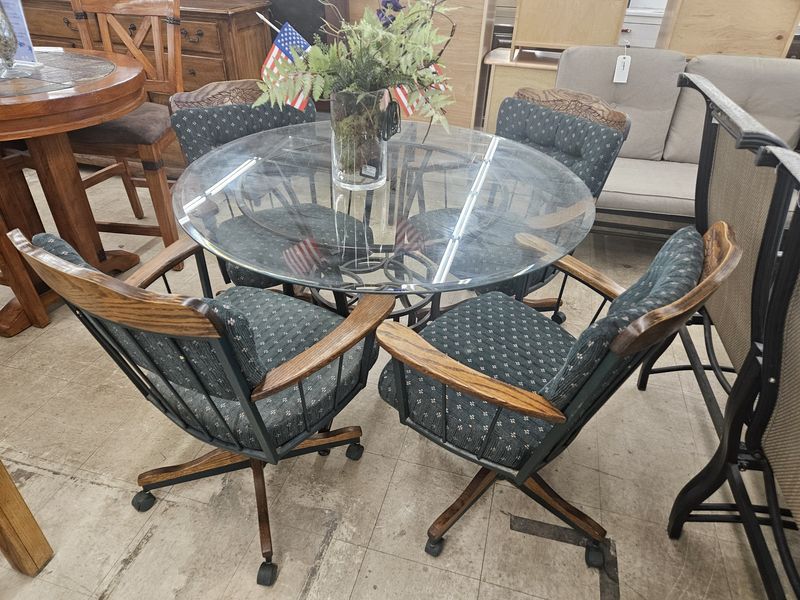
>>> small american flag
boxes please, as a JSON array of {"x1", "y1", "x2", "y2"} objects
[
  {"x1": 394, "y1": 219, "x2": 424, "y2": 253},
  {"x1": 262, "y1": 23, "x2": 311, "y2": 111},
  {"x1": 392, "y1": 64, "x2": 447, "y2": 117},
  {"x1": 283, "y1": 238, "x2": 323, "y2": 275}
]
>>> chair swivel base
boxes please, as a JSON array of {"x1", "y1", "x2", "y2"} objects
[
  {"x1": 421, "y1": 467, "x2": 608, "y2": 571},
  {"x1": 129, "y1": 426, "x2": 364, "y2": 587}
]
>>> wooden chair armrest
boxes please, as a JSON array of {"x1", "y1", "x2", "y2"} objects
[
  {"x1": 124, "y1": 238, "x2": 202, "y2": 289},
  {"x1": 515, "y1": 232, "x2": 626, "y2": 300},
  {"x1": 376, "y1": 321, "x2": 565, "y2": 423},
  {"x1": 251, "y1": 294, "x2": 395, "y2": 401}
]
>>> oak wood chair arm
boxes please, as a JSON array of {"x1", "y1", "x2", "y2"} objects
[
  {"x1": 251, "y1": 294, "x2": 396, "y2": 401},
  {"x1": 124, "y1": 238, "x2": 202, "y2": 289},
  {"x1": 376, "y1": 321, "x2": 566, "y2": 423},
  {"x1": 515, "y1": 232, "x2": 626, "y2": 300}
]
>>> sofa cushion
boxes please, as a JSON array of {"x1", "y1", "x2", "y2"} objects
[
  {"x1": 598, "y1": 157, "x2": 697, "y2": 218},
  {"x1": 555, "y1": 46, "x2": 687, "y2": 161},
  {"x1": 664, "y1": 55, "x2": 800, "y2": 164}
]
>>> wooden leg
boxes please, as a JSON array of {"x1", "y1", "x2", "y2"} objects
[
  {"x1": 0, "y1": 459, "x2": 53, "y2": 576},
  {"x1": 427, "y1": 467, "x2": 497, "y2": 546},
  {"x1": 137, "y1": 448, "x2": 249, "y2": 490},
  {"x1": 520, "y1": 474, "x2": 606, "y2": 542},
  {"x1": 26, "y1": 133, "x2": 138, "y2": 273},
  {"x1": 138, "y1": 142, "x2": 179, "y2": 250},
  {"x1": 0, "y1": 156, "x2": 51, "y2": 335},
  {"x1": 250, "y1": 459, "x2": 273, "y2": 562},
  {"x1": 117, "y1": 158, "x2": 144, "y2": 219}
]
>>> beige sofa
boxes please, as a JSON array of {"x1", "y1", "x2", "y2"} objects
[{"x1": 554, "y1": 47, "x2": 800, "y2": 228}]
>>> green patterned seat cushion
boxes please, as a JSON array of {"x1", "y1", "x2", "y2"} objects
[
  {"x1": 379, "y1": 226, "x2": 705, "y2": 470},
  {"x1": 31, "y1": 234, "x2": 372, "y2": 450},
  {"x1": 379, "y1": 292, "x2": 576, "y2": 467}
]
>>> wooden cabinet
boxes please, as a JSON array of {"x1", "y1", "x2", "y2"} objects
[{"x1": 23, "y1": 0, "x2": 271, "y2": 103}]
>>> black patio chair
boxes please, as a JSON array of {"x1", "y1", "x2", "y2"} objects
[
  {"x1": 376, "y1": 220, "x2": 740, "y2": 568},
  {"x1": 9, "y1": 230, "x2": 394, "y2": 587},
  {"x1": 636, "y1": 73, "x2": 791, "y2": 434},
  {"x1": 669, "y1": 145, "x2": 800, "y2": 599}
]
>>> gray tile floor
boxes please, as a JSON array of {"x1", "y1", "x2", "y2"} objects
[{"x1": 0, "y1": 171, "x2": 794, "y2": 599}]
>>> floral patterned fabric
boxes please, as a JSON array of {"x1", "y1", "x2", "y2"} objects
[
  {"x1": 496, "y1": 97, "x2": 624, "y2": 198},
  {"x1": 379, "y1": 226, "x2": 704, "y2": 470}
]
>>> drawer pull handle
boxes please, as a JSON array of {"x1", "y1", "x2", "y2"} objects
[
  {"x1": 62, "y1": 17, "x2": 79, "y2": 33},
  {"x1": 187, "y1": 68, "x2": 197, "y2": 76},
  {"x1": 181, "y1": 28, "x2": 204, "y2": 43},
  {"x1": 620, "y1": 28, "x2": 632, "y2": 33},
  {"x1": 128, "y1": 23, "x2": 137, "y2": 37}
]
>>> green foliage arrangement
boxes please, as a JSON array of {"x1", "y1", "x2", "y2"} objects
[{"x1": 256, "y1": 0, "x2": 454, "y2": 126}]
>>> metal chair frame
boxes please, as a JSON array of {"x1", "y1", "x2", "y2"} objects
[
  {"x1": 637, "y1": 73, "x2": 790, "y2": 434},
  {"x1": 669, "y1": 145, "x2": 800, "y2": 599}
]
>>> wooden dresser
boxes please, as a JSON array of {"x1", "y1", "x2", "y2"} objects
[{"x1": 23, "y1": 0, "x2": 270, "y2": 103}]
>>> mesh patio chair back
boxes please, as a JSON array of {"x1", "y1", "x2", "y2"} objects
[{"x1": 687, "y1": 73, "x2": 791, "y2": 371}]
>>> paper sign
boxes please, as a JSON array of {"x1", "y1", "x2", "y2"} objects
[{"x1": 0, "y1": 0, "x2": 36, "y2": 64}]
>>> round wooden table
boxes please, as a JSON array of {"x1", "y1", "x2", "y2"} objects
[{"x1": 0, "y1": 47, "x2": 146, "y2": 335}]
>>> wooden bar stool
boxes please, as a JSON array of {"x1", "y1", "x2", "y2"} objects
[{"x1": 68, "y1": 0, "x2": 183, "y2": 252}]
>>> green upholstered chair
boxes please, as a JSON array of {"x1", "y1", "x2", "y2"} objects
[
  {"x1": 407, "y1": 95, "x2": 626, "y2": 321},
  {"x1": 376, "y1": 222, "x2": 740, "y2": 569},
  {"x1": 170, "y1": 98, "x2": 374, "y2": 301},
  {"x1": 9, "y1": 231, "x2": 394, "y2": 588}
]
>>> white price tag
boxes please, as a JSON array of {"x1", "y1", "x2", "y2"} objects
[{"x1": 613, "y1": 55, "x2": 631, "y2": 84}]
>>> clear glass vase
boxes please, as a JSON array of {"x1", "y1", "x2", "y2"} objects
[
  {"x1": 330, "y1": 89, "x2": 389, "y2": 191},
  {"x1": 0, "y1": 4, "x2": 29, "y2": 79}
]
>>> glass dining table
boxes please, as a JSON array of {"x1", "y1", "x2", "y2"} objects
[{"x1": 172, "y1": 121, "x2": 595, "y2": 320}]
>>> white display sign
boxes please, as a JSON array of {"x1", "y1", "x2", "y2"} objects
[{"x1": 0, "y1": 0, "x2": 36, "y2": 64}]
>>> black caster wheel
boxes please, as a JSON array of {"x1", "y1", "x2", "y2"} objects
[
  {"x1": 585, "y1": 542, "x2": 605, "y2": 569},
  {"x1": 551, "y1": 311, "x2": 566, "y2": 324},
  {"x1": 318, "y1": 449, "x2": 331, "y2": 456},
  {"x1": 257, "y1": 561, "x2": 278, "y2": 586},
  {"x1": 425, "y1": 537, "x2": 444, "y2": 557},
  {"x1": 131, "y1": 490, "x2": 156, "y2": 513},
  {"x1": 346, "y1": 443, "x2": 364, "y2": 461}
]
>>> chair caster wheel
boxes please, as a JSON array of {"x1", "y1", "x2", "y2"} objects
[
  {"x1": 257, "y1": 561, "x2": 278, "y2": 586},
  {"x1": 551, "y1": 311, "x2": 566, "y2": 324},
  {"x1": 425, "y1": 537, "x2": 444, "y2": 557},
  {"x1": 131, "y1": 490, "x2": 156, "y2": 512},
  {"x1": 346, "y1": 443, "x2": 364, "y2": 461},
  {"x1": 585, "y1": 542, "x2": 605, "y2": 569},
  {"x1": 318, "y1": 449, "x2": 331, "y2": 456}
]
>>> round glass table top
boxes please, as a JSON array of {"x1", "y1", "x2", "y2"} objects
[{"x1": 173, "y1": 121, "x2": 595, "y2": 295}]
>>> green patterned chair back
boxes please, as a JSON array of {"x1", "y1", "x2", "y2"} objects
[
  {"x1": 171, "y1": 102, "x2": 316, "y2": 164},
  {"x1": 684, "y1": 73, "x2": 792, "y2": 372},
  {"x1": 496, "y1": 96, "x2": 625, "y2": 198}
]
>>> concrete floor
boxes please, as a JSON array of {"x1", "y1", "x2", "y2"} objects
[{"x1": 0, "y1": 169, "x2": 794, "y2": 599}]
